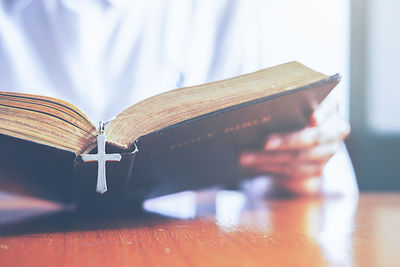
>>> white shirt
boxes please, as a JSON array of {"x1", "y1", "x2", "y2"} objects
[
  {"x1": 0, "y1": 0, "x2": 262, "y2": 123},
  {"x1": 0, "y1": 0, "x2": 357, "y2": 196}
]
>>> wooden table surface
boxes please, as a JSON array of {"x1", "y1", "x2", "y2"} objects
[{"x1": 0, "y1": 191, "x2": 399, "y2": 267}]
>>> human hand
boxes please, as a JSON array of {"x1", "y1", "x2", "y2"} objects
[{"x1": 239, "y1": 104, "x2": 350, "y2": 196}]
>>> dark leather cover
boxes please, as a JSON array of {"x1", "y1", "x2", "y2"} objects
[
  {"x1": 0, "y1": 75, "x2": 339, "y2": 207},
  {"x1": 0, "y1": 134, "x2": 76, "y2": 203}
]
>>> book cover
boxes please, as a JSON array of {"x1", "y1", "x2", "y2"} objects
[{"x1": 0, "y1": 63, "x2": 340, "y2": 209}]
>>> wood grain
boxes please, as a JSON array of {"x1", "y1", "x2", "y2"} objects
[{"x1": 0, "y1": 193, "x2": 399, "y2": 267}]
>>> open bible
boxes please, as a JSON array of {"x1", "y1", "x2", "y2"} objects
[{"x1": 0, "y1": 61, "x2": 340, "y2": 208}]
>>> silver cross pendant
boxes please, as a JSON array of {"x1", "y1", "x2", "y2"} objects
[{"x1": 81, "y1": 122, "x2": 122, "y2": 194}]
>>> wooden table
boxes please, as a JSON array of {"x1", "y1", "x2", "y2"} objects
[{"x1": 0, "y1": 192, "x2": 399, "y2": 267}]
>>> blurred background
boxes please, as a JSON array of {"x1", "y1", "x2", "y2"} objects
[
  {"x1": 241, "y1": 0, "x2": 400, "y2": 191},
  {"x1": 219, "y1": 0, "x2": 400, "y2": 191},
  {"x1": 348, "y1": 0, "x2": 400, "y2": 190}
]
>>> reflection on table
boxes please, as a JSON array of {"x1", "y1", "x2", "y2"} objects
[{"x1": 0, "y1": 186, "x2": 399, "y2": 266}]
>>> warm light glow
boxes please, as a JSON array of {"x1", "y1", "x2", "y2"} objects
[
  {"x1": 215, "y1": 190, "x2": 246, "y2": 229},
  {"x1": 143, "y1": 191, "x2": 197, "y2": 219},
  {"x1": 317, "y1": 196, "x2": 358, "y2": 265}
]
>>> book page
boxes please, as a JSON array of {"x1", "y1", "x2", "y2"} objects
[
  {"x1": 106, "y1": 61, "x2": 327, "y2": 150},
  {"x1": 0, "y1": 92, "x2": 97, "y2": 154}
]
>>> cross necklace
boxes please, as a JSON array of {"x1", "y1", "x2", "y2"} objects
[{"x1": 81, "y1": 121, "x2": 122, "y2": 194}]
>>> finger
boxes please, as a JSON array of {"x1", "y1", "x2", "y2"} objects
[
  {"x1": 308, "y1": 113, "x2": 318, "y2": 127},
  {"x1": 272, "y1": 176, "x2": 323, "y2": 196},
  {"x1": 264, "y1": 113, "x2": 350, "y2": 151},
  {"x1": 245, "y1": 162, "x2": 324, "y2": 179},
  {"x1": 240, "y1": 142, "x2": 340, "y2": 166}
]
